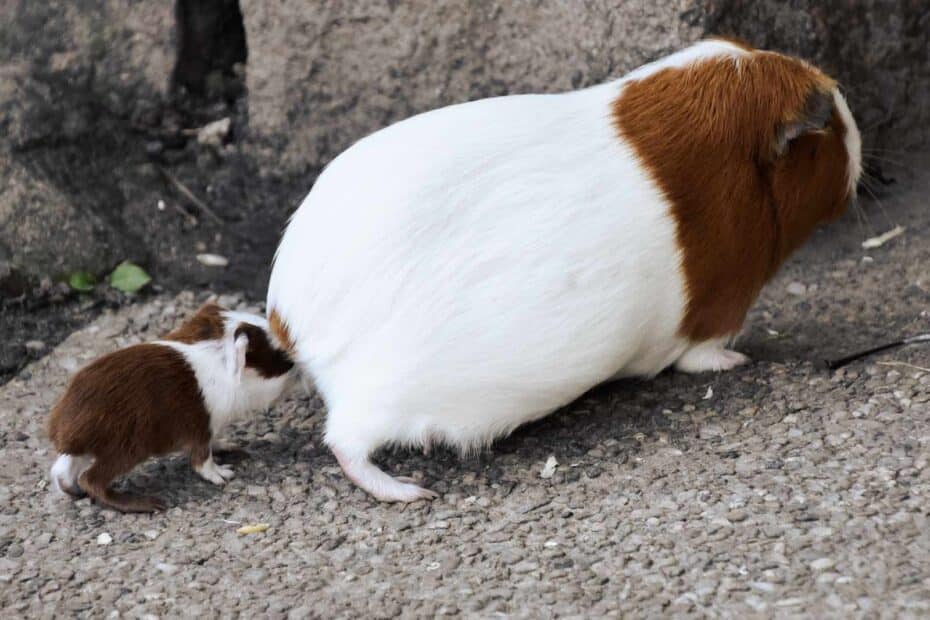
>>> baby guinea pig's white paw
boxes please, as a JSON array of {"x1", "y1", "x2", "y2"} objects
[{"x1": 196, "y1": 457, "x2": 235, "y2": 485}]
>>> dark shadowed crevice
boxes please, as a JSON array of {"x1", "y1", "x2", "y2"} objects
[{"x1": 172, "y1": 0, "x2": 248, "y2": 99}]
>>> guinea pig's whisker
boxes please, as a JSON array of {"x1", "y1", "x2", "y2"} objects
[
  {"x1": 863, "y1": 146, "x2": 929, "y2": 155},
  {"x1": 854, "y1": 201, "x2": 871, "y2": 236},
  {"x1": 859, "y1": 183, "x2": 896, "y2": 229},
  {"x1": 858, "y1": 171, "x2": 879, "y2": 194},
  {"x1": 859, "y1": 118, "x2": 886, "y2": 133},
  {"x1": 848, "y1": 189, "x2": 870, "y2": 237},
  {"x1": 863, "y1": 154, "x2": 913, "y2": 170},
  {"x1": 858, "y1": 172, "x2": 882, "y2": 191},
  {"x1": 854, "y1": 176, "x2": 883, "y2": 232}
]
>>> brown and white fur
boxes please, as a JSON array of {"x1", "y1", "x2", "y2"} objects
[
  {"x1": 266, "y1": 39, "x2": 862, "y2": 502},
  {"x1": 48, "y1": 303, "x2": 294, "y2": 512}
]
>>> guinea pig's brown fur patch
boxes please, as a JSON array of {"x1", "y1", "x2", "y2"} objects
[
  {"x1": 612, "y1": 48, "x2": 850, "y2": 341},
  {"x1": 164, "y1": 302, "x2": 226, "y2": 343},
  {"x1": 47, "y1": 343, "x2": 212, "y2": 512},
  {"x1": 234, "y1": 322, "x2": 294, "y2": 378},
  {"x1": 268, "y1": 309, "x2": 295, "y2": 357}
]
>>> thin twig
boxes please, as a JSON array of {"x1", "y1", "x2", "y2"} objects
[
  {"x1": 158, "y1": 166, "x2": 225, "y2": 225},
  {"x1": 825, "y1": 333, "x2": 930, "y2": 370},
  {"x1": 876, "y1": 361, "x2": 930, "y2": 373},
  {"x1": 861, "y1": 225, "x2": 905, "y2": 249}
]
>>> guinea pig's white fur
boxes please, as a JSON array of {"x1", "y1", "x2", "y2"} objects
[{"x1": 267, "y1": 40, "x2": 862, "y2": 501}]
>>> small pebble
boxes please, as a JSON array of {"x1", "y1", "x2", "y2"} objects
[
  {"x1": 810, "y1": 558, "x2": 835, "y2": 571},
  {"x1": 726, "y1": 510, "x2": 748, "y2": 522},
  {"x1": 540, "y1": 455, "x2": 558, "y2": 479},
  {"x1": 196, "y1": 253, "x2": 229, "y2": 268},
  {"x1": 155, "y1": 562, "x2": 178, "y2": 575}
]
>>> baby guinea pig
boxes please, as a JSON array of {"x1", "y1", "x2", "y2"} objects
[
  {"x1": 266, "y1": 39, "x2": 862, "y2": 502},
  {"x1": 48, "y1": 302, "x2": 294, "y2": 512}
]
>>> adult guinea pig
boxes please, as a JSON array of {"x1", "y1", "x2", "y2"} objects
[{"x1": 267, "y1": 39, "x2": 862, "y2": 502}]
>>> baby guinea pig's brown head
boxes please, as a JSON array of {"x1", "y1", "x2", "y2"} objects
[
  {"x1": 164, "y1": 302, "x2": 295, "y2": 381},
  {"x1": 232, "y1": 322, "x2": 295, "y2": 378}
]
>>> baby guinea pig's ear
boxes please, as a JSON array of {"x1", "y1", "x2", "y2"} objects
[
  {"x1": 225, "y1": 325, "x2": 250, "y2": 383},
  {"x1": 773, "y1": 88, "x2": 835, "y2": 158}
]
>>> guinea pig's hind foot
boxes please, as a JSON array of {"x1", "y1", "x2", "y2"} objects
[
  {"x1": 333, "y1": 449, "x2": 438, "y2": 503},
  {"x1": 84, "y1": 486, "x2": 166, "y2": 513},
  {"x1": 50, "y1": 454, "x2": 91, "y2": 498},
  {"x1": 79, "y1": 461, "x2": 167, "y2": 512},
  {"x1": 102, "y1": 492, "x2": 167, "y2": 513}
]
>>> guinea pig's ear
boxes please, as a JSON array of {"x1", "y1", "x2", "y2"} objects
[
  {"x1": 225, "y1": 327, "x2": 250, "y2": 383},
  {"x1": 773, "y1": 89, "x2": 834, "y2": 157}
]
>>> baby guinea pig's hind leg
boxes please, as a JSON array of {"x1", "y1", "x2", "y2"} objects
[
  {"x1": 78, "y1": 458, "x2": 166, "y2": 513},
  {"x1": 190, "y1": 441, "x2": 235, "y2": 485}
]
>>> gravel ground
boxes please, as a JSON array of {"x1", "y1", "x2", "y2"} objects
[{"x1": 1, "y1": 172, "x2": 928, "y2": 618}]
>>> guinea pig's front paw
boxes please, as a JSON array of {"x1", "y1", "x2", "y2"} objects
[
  {"x1": 675, "y1": 343, "x2": 750, "y2": 373},
  {"x1": 215, "y1": 463, "x2": 235, "y2": 481},
  {"x1": 195, "y1": 457, "x2": 235, "y2": 485}
]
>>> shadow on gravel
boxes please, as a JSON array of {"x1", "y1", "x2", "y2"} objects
[{"x1": 87, "y1": 368, "x2": 743, "y2": 510}]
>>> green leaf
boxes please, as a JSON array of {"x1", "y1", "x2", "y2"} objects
[
  {"x1": 108, "y1": 262, "x2": 151, "y2": 293},
  {"x1": 68, "y1": 270, "x2": 96, "y2": 292}
]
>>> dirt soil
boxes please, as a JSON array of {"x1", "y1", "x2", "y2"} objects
[
  {"x1": 0, "y1": 104, "x2": 309, "y2": 385},
  {"x1": 0, "y1": 166, "x2": 928, "y2": 616}
]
